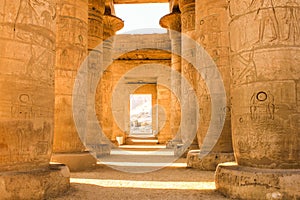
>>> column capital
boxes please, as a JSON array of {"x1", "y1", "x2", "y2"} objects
[
  {"x1": 103, "y1": 14, "x2": 124, "y2": 40},
  {"x1": 160, "y1": 12, "x2": 181, "y2": 33}
]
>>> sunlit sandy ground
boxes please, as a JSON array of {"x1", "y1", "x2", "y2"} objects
[{"x1": 50, "y1": 159, "x2": 229, "y2": 200}]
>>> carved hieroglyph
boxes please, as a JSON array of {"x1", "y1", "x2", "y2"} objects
[
  {"x1": 0, "y1": 0, "x2": 56, "y2": 171},
  {"x1": 53, "y1": 0, "x2": 88, "y2": 153},
  {"x1": 196, "y1": 0, "x2": 233, "y2": 154},
  {"x1": 230, "y1": 0, "x2": 300, "y2": 168}
]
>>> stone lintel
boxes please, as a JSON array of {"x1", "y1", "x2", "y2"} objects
[
  {"x1": 0, "y1": 164, "x2": 70, "y2": 200},
  {"x1": 187, "y1": 150, "x2": 235, "y2": 171},
  {"x1": 216, "y1": 162, "x2": 300, "y2": 200},
  {"x1": 51, "y1": 152, "x2": 97, "y2": 172}
]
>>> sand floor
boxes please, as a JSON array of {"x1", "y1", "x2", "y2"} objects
[{"x1": 50, "y1": 160, "x2": 230, "y2": 200}]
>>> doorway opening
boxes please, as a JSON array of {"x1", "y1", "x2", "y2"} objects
[{"x1": 130, "y1": 94, "x2": 152, "y2": 135}]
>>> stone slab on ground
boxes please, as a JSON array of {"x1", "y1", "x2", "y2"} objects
[{"x1": 215, "y1": 162, "x2": 300, "y2": 200}]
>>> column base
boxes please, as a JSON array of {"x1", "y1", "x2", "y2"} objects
[
  {"x1": 187, "y1": 150, "x2": 235, "y2": 171},
  {"x1": 166, "y1": 139, "x2": 182, "y2": 149},
  {"x1": 0, "y1": 163, "x2": 70, "y2": 200},
  {"x1": 215, "y1": 162, "x2": 300, "y2": 200},
  {"x1": 51, "y1": 151, "x2": 97, "y2": 172},
  {"x1": 174, "y1": 143, "x2": 199, "y2": 158}
]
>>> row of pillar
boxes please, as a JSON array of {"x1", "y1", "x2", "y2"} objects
[
  {"x1": 52, "y1": 0, "x2": 123, "y2": 171},
  {"x1": 161, "y1": 0, "x2": 300, "y2": 199},
  {"x1": 160, "y1": 0, "x2": 234, "y2": 169}
]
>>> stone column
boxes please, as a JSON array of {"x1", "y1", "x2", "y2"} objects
[
  {"x1": 85, "y1": 0, "x2": 106, "y2": 156},
  {"x1": 100, "y1": 13, "x2": 123, "y2": 145},
  {"x1": 186, "y1": 0, "x2": 235, "y2": 170},
  {"x1": 216, "y1": 1, "x2": 300, "y2": 199},
  {"x1": 51, "y1": 0, "x2": 96, "y2": 172},
  {"x1": 178, "y1": 0, "x2": 199, "y2": 157},
  {"x1": 0, "y1": 0, "x2": 69, "y2": 198},
  {"x1": 160, "y1": 8, "x2": 182, "y2": 149}
]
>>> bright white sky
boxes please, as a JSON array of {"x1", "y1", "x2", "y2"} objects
[{"x1": 114, "y1": 3, "x2": 170, "y2": 34}]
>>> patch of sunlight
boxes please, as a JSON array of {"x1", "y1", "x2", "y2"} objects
[
  {"x1": 71, "y1": 178, "x2": 216, "y2": 190},
  {"x1": 110, "y1": 149, "x2": 174, "y2": 156},
  {"x1": 97, "y1": 161, "x2": 187, "y2": 168},
  {"x1": 119, "y1": 145, "x2": 166, "y2": 149}
]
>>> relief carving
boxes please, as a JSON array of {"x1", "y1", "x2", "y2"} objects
[
  {"x1": 249, "y1": 0, "x2": 280, "y2": 43},
  {"x1": 282, "y1": 0, "x2": 299, "y2": 43},
  {"x1": 11, "y1": 94, "x2": 34, "y2": 119},
  {"x1": 232, "y1": 50, "x2": 257, "y2": 85},
  {"x1": 182, "y1": 12, "x2": 195, "y2": 31},
  {"x1": 250, "y1": 91, "x2": 275, "y2": 121},
  {"x1": 15, "y1": 0, "x2": 56, "y2": 28},
  {"x1": 25, "y1": 45, "x2": 54, "y2": 83}
]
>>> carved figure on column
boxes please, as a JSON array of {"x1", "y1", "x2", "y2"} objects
[
  {"x1": 283, "y1": 0, "x2": 299, "y2": 43},
  {"x1": 249, "y1": 0, "x2": 280, "y2": 43}
]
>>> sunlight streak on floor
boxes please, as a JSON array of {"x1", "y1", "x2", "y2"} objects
[
  {"x1": 110, "y1": 149, "x2": 174, "y2": 156},
  {"x1": 70, "y1": 178, "x2": 216, "y2": 190},
  {"x1": 97, "y1": 161, "x2": 187, "y2": 168}
]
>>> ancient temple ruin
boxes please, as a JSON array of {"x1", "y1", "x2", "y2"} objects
[{"x1": 0, "y1": 0, "x2": 299, "y2": 199}]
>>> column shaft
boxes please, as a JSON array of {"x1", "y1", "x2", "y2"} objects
[
  {"x1": 0, "y1": 0, "x2": 69, "y2": 198},
  {"x1": 216, "y1": 1, "x2": 300, "y2": 199}
]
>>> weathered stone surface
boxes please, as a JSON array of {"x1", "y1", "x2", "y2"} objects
[
  {"x1": 51, "y1": 152, "x2": 97, "y2": 172},
  {"x1": 216, "y1": 0, "x2": 300, "y2": 198},
  {"x1": 53, "y1": 0, "x2": 88, "y2": 154},
  {"x1": 187, "y1": 150, "x2": 234, "y2": 171},
  {"x1": 0, "y1": 164, "x2": 70, "y2": 200},
  {"x1": 230, "y1": 0, "x2": 300, "y2": 169},
  {"x1": 0, "y1": 0, "x2": 56, "y2": 172},
  {"x1": 191, "y1": 0, "x2": 234, "y2": 170},
  {"x1": 216, "y1": 163, "x2": 300, "y2": 200},
  {"x1": 179, "y1": 0, "x2": 198, "y2": 150}
]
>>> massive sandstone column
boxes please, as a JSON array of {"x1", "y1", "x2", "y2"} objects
[
  {"x1": 85, "y1": 0, "x2": 106, "y2": 155},
  {"x1": 0, "y1": 0, "x2": 69, "y2": 198},
  {"x1": 160, "y1": 4, "x2": 182, "y2": 149},
  {"x1": 178, "y1": 0, "x2": 199, "y2": 156},
  {"x1": 51, "y1": 0, "x2": 96, "y2": 172},
  {"x1": 187, "y1": 0, "x2": 235, "y2": 170},
  {"x1": 216, "y1": 0, "x2": 300, "y2": 199}
]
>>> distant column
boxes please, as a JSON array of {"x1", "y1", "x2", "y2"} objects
[
  {"x1": 186, "y1": 0, "x2": 235, "y2": 170},
  {"x1": 0, "y1": 0, "x2": 69, "y2": 198},
  {"x1": 160, "y1": 8, "x2": 182, "y2": 148},
  {"x1": 216, "y1": 1, "x2": 300, "y2": 199},
  {"x1": 98, "y1": 13, "x2": 124, "y2": 145}
]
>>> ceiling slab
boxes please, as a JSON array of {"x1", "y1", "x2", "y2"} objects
[{"x1": 114, "y1": 0, "x2": 169, "y2": 4}]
